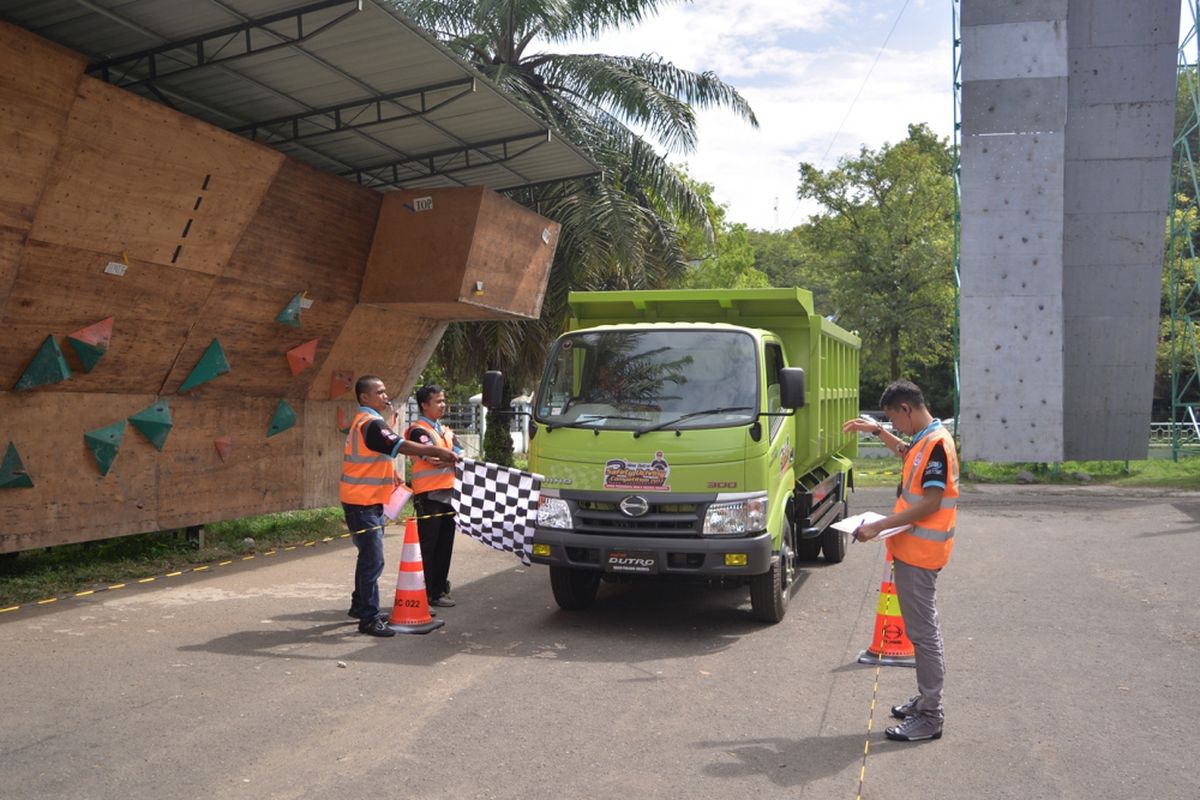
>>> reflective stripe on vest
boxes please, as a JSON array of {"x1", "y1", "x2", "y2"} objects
[
  {"x1": 888, "y1": 426, "x2": 959, "y2": 570},
  {"x1": 407, "y1": 419, "x2": 455, "y2": 494},
  {"x1": 339, "y1": 412, "x2": 395, "y2": 505}
]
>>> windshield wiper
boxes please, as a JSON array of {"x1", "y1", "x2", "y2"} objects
[
  {"x1": 547, "y1": 415, "x2": 650, "y2": 432},
  {"x1": 634, "y1": 407, "x2": 753, "y2": 437}
]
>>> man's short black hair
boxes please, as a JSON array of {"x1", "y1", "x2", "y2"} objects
[
  {"x1": 880, "y1": 380, "x2": 926, "y2": 410},
  {"x1": 415, "y1": 384, "x2": 444, "y2": 408},
  {"x1": 355, "y1": 375, "x2": 383, "y2": 404}
]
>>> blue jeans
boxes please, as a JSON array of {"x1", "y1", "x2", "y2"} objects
[{"x1": 343, "y1": 503, "x2": 386, "y2": 621}]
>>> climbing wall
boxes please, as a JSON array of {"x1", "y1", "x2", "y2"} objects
[
  {"x1": 0, "y1": 23, "x2": 560, "y2": 554},
  {"x1": 959, "y1": 1, "x2": 1179, "y2": 461}
]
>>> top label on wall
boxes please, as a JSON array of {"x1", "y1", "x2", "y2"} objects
[{"x1": 413, "y1": 196, "x2": 433, "y2": 212}]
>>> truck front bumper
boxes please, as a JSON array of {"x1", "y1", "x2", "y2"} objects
[{"x1": 530, "y1": 528, "x2": 774, "y2": 576}]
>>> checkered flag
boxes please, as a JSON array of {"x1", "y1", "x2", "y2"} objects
[{"x1": 452, "y1": 458, "x2": 543, "y2": 565}]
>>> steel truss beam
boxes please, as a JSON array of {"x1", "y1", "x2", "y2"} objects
[
  {"x1": 344, "y1": 131, "x2": 554, "y2": 188},
  {"x1": 232, "y1": 77, "x2": 477, "y2": 145},
  {"x1": 86, "y1": 0, "x2": 362, "y2": 90},
  {"x1": 1168, "y1": 0, "x2": 1200, "y2": 460}
]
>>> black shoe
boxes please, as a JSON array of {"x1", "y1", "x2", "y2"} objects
[
  {"x1": 358, "y1": 617, "x2": 396, "y2": 637},
  {"x1": 430, "y1": 595, "x2": 456, "y2": 608}
]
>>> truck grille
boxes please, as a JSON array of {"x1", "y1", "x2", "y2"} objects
[{"x1": 573, "y1": 499, "x2": 703, "y2": 536}]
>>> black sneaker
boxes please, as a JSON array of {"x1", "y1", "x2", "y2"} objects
[
  {"x1": 891, "y1": 695, "x2": 920, "y2": 720},
  {"x1": 358, "y1": 617, "x2": 396, "y2": 637},
  {"x1": 885, "y1": 714, "x2": 943, "y2": 741},
  {"x1": 430, "y1": 595, "x2": 456, "y2": 608}
]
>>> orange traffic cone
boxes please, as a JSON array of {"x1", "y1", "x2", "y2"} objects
[
  {"x1": 857, "y1": 551, "x2": 916, "y2": 667},
  {"x1": 387, "y1": 518, "x2": 445, "y2": 634}
]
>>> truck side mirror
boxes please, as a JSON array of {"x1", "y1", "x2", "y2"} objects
[
  {"x1": 780, "y1": 367, "x2": 806, "y2": 409},
  {"x1": 482, "y1": 370, "x2": 504, "y2": 409}
]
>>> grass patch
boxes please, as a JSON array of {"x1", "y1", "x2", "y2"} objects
[
  {"x1": 964, "y1": 455, "x2": 1200, "y2": 488},
  {"x1": 854, "y1": 452, "x2": 1200, "y2": 489},
  {"x1": 0, "y1": 507, "x2": 346, "y2": 608}
]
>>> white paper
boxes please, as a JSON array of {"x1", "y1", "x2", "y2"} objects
[{"x1": 831, "y1": 511, "x2": 911, "y2": 540}]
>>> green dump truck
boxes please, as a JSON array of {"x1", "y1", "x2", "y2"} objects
[{"x1": 485, "y1": 288, "x2": 861, "y2": 622}]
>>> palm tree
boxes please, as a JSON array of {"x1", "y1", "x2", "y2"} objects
[{"x1": 397, "y1": 0, "x2": 758, "y2": 386}]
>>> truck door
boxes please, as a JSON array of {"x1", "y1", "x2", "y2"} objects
[{"x1": 764, "y1": 341, "x2": 793, "y2": 541}]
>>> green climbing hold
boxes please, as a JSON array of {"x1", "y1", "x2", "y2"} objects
[
  {"x1": 68, "y1": 338, "x2": 107, "y2": 372},
  {"x1": 1, "y1": 442, "x2": 34, "y2": 489},
  {"x1": 14, "y1": 335, "x2": 72, "y2": 391},
  {"x1": 84, "y1": 420, "x2": 126, "y2": 477},
  {"x1": 128, "y1": 399, "x2": 173, "y2": 451},
  {"x1": 267, "y1": 399, "x2": 297, "y2": 437},
  {"x1": 178, "y1": 338, "x2": 230, "y2": 393},
  {"x1": 276, "y1": 292, "x2": 303, "y2": 328}
]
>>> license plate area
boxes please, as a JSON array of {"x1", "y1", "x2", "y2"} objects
[{"x1": 604, "y1": 548, "x2": 658, "y2": 574}]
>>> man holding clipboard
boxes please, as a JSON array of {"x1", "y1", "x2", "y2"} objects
[{"x1": 842, "y1": 380, "x2": 960, "y2": 742}]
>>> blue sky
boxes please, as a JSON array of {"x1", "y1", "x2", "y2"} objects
[{"x1": 553, "y1": 0, "x2": 955, "y2": 230}]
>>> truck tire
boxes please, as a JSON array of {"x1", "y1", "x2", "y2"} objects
[
  {"x1": 821, "y1": 501, "x2": 850, "y2": 563},
  {"x1": 795, "y1": 535, "x2": 822, "y2": 561},
  {"x1": 550, "y1": 566, "x2": 601, "y2": 610},
  {"x1": 750, "y1": 518, "x2": 794, "y2": 623}
]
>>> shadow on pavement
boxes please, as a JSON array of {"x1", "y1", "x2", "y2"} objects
[
  {"x1": 696, "y1": 733, "x2": 866, "y2": 788},
  {"x1": 176, "y1": 564, "x2": 828, "y2": 668}
]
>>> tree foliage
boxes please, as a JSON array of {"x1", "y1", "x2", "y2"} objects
[
  {"x1": 396, "y1": 0, "x2": 756, "y2": 389},
  {"x1": 795, "y1": 123, "x2": 956, "y2": 414}
]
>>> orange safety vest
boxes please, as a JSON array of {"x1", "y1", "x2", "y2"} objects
[
  {"x1": 406, "y1": 418, "x2": 455, "y2": 495},
  {"x1": 339, "y1": 410, "x2": 396, "y2": 505},
  {"x1": 888, "y1": 424, "x2": 959, "y2": 571}
]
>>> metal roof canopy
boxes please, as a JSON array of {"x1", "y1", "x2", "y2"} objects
[{"x1": 1, "y1": 0, "x2": 598, "y2": 192}]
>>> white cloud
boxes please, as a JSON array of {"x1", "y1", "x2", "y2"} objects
[{"x1": 536, "y1": 0, "x2": 954, "y2": 229}]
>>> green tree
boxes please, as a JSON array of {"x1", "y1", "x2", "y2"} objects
[
  {"x1": 685, "y1": 224, "x2": 769, "y2": 289},
  {"x1": 1161, "y1": 198, "x2": 1200, "y2": 416},
  {"x1": 397, "y1": 0, "x2": 757, "y2": 387},
  {"x1": 483, "y1": 409, "x2": 516, "y2": 466},
  {"x1": 796, "y1": 123, "x2": 955, "y2": 413}
]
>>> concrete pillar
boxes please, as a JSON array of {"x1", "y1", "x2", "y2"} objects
[{"x1": 959, "y1": 0, "x2": 1179, "y2": 461}]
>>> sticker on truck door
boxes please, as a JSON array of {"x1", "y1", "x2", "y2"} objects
[{"x1": 604, "y1": 451, "x2": 670, "y2": 491}]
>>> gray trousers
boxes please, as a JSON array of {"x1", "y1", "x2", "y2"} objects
[{"x1": 892, "y1": 556, "x2": 946, "y2": 719}]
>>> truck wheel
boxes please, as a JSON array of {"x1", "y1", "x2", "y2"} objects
[
  {"x1": 750, "y1": 518, "x2": 793, "y2": 623},
  {"x1": 795, "y1": 535, "x2": 822, "y2": 561},
  {"x1": 821, "y1": 501, "x2": 849, "y2": 563},
  {"x1": 549, "y1": 566, "x2": 600, "y2": 610}
]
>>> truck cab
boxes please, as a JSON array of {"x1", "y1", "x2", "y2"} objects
[{"x1": 492, "y1": 289, "x2": 860, "y2": 622}]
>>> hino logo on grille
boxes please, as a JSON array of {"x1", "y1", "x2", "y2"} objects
[{"x1": 619, "y1": 495, "x2": 650, "y2": 517}]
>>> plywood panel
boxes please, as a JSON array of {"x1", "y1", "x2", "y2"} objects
[
  {"x1": 362, "y1": 188, "x2": 479, "y2": 303},
  {"x1": 463, "y1": 188, "x2": 559, "y2": 319},
  {"x1": 30, "y1": 77, "x2": 283, "y2": 276},
  {"x1": 0, "y1": 23, "x2": 85, "y2": 230},
  {"x1": 309, "y1": 305, "x2": 446, "y2": 403},
  {"x1": 223, "y1": 159, "x2": 381, "y2": 301},
  {"x1": 0, "y1": 240, "x2": 217, "y2": 393},
  {"x1": 154, "y1": 395, "x2": 305, "y2": 531},
  {"x1": 0, "y1": 391, "x2": 160, "y2": 553},
  {"x1": 302, "y1": 399, "x2": 348, "y2": 508},
  {"x1": 160, "y1": 277, "x2": 355, "y2": 398},
  {"x1": 0, "y1": 225, "x2": 27, "y2": 315},
  {"x1": 362, "y1": 188, "x2": 559, "y2": 320}
]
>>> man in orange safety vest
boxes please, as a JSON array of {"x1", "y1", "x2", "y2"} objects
[
  {"x1": 341, "y1": 375, "x2": 457, "y2": 637},
  {"x1": 842, "y1": 379, "x2": 959, "y2": 742}
]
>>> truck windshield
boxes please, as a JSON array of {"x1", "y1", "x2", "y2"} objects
[{"x1": 535, "y1": 329, "x2": 759, "y2": 431}]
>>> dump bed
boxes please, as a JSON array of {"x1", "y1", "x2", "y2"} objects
[{"x1": 567, "y1": 288, "x2": 862, "y2": 474}]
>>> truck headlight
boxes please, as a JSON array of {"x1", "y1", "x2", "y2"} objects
[
  {"x1": 537, "y1": 496, "x2": 574, "y2": 529},
  {"x1": 703, "y1": 494, "x2": 767, "y2": 535}
]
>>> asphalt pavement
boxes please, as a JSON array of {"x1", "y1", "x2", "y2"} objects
[{"x1": 1, "y1": 485, "x2": 1196, "y2": 800}]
